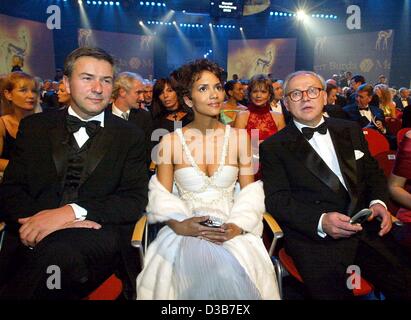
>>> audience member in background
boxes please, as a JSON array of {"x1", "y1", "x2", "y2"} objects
[
  {"x1": 323, "y1": 83, "x2": 348, "y2": 120},
  {"x1": 238, "y1": 79, "x2": 249, "y2": 106},
  {"x1": 347, "y1": 74, "x2": 366, "y2": 105},
  {"x1": 389, "y1": 130, "x2": 411, "y2": 223},
  {"x1": 151, "y1": 77, "x2": 192, "y2": 142},
  {"x1": 270, "y1": 79, "x2": 291, "y2": 124},
  {"x1": 219, "y1": 80, "x2": 247, "y2": 126},
  {"x1": 11, "y1": 55, "x2": 24, "y2": 72},
  {"x1": 344, "y1": 84, "x2": 384, "y2": 129},
  {"x1": 376, "y1": 74, "x2": 388, "y2": 86},
  {"x1": 374, "y1": 84, "x2": 396, "y2": 118},
  {"x1": 142, "y1": 79, "x2": 153, "y2": 112},
  {"x1": 234, "y1": 74, "x2": 285, "y2": 179},
  {"x1": 394, "y1": 88, "x2": 411, "y2": 112},
  {"x1": 54, "y1": 68, "x2": 64, "y2": 82},
  {"x1": 109, "y1": 71, "x2": 152, "y2": 169},
  {"x1": 57, "y1": 80, "x2": 70, "y2": 109},
  {"x1": 40, "y1": 79, "x2": 59, "y2": 112},
  {"x1": 0, "y1": 72, "x2": 37, "y2": 175},
  {"x1": 344, "y1": 84, "x2": 396, "y2": 149}
]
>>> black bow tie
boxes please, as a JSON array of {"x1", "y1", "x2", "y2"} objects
[
  {"x1": 66, "y1": 115, "x2": 101, "y2": 137},
  {"x1": 301, "y1": 122, "x2": 328, "y2": 140},
  {"x1": 359, "y1": 107, "x2": 369, "y2": 111}
]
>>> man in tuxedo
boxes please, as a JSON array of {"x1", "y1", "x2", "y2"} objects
[
  {"x1": 343, "y1": 84, "x2": 384, "y2": 128},
  {"x1": 261, "y1": 71, "x2": 411, "y2": 299},
  {"x1": 270, "y1": 79, "x2": 291, "y2": 124},
  {"x1": 109, "y1": 71, "x2": 153, "y2": 168},
  {"x1": 394, "y1": 87, "x2": 411, "y2": 112},
  {"x1": 0, "y1": 47, "x2": 148, "y2": 299}
]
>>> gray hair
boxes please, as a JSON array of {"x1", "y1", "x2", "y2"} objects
[
  {"x1": 112, "y1": 71, "x2": 144, "y2": 99},
  {"x1": 284, "y1": 71, "x2": 326, "y2": 95}
]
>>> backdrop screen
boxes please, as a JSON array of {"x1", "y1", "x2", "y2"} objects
[
  {"x1": 313, "y1": 30, "x2": 394, "y2": 84},
  {"x1": 0, "y1": 13, "x2": 55, "y2": 79},
  {"x1": 227, "y1": 38, "x2": 296, "y2": 80},
  {"x1": 78, "y1": 28, "x2": 154, "y2": 78}
]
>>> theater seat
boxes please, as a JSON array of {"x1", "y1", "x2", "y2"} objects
[
  {"x1": 362, "y1": 128, "x2": 390, "y2": 156},
  {"x1": 84, "y1": 274, "x2": 123, "y2": 300}
]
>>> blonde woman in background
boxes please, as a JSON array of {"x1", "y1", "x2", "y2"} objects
[
  {"x1": 374, "y1": 84, "x2": 396, "y2": 118},
  {"x1": 0, "y1": 72, "x2": 38, "y2": 174}
]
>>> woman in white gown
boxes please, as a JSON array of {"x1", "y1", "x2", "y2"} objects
[{"x1": 136, "y1": 59, "x2": 280, "y2": 300}]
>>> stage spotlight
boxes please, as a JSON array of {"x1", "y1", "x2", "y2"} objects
[
  {"x1": 139, "y1": 20, "x2": 143, "y2": 25},
  {"x1": 239, "y1": 27, "x2": 243, "y2": 31},
  {"x1": 173, "y1": 21, "x2": 176, "y2": 25},
  {"x1": 296, "y1": 10, "x2": 307, "y2": 21}
]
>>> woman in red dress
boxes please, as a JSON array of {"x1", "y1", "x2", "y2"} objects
[{"x1": 234, "y1": 74, "x2": 285, "y2": 179}]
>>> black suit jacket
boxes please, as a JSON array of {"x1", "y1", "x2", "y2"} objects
[
  {"x1": 260, "y1": 118, "x2": 388, "y2": 284},
  {"x1": 0, "y1": 109, "x2": 148, "y2": 294},
  {"x1": 343, "y1": 103, "x2": 385, "y2": 128},
  {"x1": 107, "y1": 104, "x2": 153, "y2": 167},
  {"x1": 394, "y1": 96, "x2": 411, "y2": 112},
  {"x1": 324, "y1": 104, "x2": 349, "y2": 120}
]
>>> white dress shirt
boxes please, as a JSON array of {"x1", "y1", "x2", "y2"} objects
[
  {"x1": 294, "y1": 118, "x2": 386, "y2": 237},
  {"x1": 112, "y1": 103, "x2": 130, "y2": 120},
  {"x1": 359, "y1": 105, "x2": 372, "y2": 122},
  {"x1": 66, "y1": 106, "x2": 105, "y2": 220}
]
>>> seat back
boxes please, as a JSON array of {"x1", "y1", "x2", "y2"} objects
[
  {"x1": 385, "y1": 117, "x2": 402, "y2": 136},
  {"x1": 362, "y1": 128, "x2": 390, "y2": 156},
  {"x1": 397, "y1": 128, "x2": 411, "y2": 144},
  {"x1": 374, "y1": 151, "x2": 396, "y2": 177},
  {"x1": 84, "y1": 274, "x2": 123, "y2": 300}
]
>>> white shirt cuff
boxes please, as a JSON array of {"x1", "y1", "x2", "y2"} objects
[
  {"x1": 369, "y1": 200, "x2": 387, "y2": 210},
  {"x1": 317, "y1": 213, "x2": 327, "y2": 238},
  {"x1": 68, "y1": 203, "x2": 87, "y2": 221}
]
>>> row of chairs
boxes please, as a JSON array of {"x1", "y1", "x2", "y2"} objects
[{"x1": 362, "y1": 127, "x2": 410, "y2": 156}]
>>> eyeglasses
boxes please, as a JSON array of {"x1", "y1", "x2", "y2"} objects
[{"x1": 286, "y1": 87, "x2": 323, "y2": 102}]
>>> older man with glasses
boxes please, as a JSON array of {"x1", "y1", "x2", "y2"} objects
[{"x1": 260, "y1": 70, "x2": 411, "y2": 300}]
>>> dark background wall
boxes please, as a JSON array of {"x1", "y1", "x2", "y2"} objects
[{"x1": 0, "y1": 0, "x2": 409, "y2": 86}]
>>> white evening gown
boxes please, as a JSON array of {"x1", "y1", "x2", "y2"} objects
[{"x1": 136, "y1": 126, "x2": 280, "y2": 300}]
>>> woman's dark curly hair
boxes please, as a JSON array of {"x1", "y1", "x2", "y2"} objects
[
  {"x1": 151, "y1": 77, "x2": 194, "y2": 122},
  {"x1": 173, "y1": 59, "x2": 224, "y2": 100}
]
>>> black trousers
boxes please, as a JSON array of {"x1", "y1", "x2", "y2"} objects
[
  {"x1": 298, "y1": 221, "x2": 411, "y2": 300},
  {"x1": 0, "y1": 226, "x2": 121, "y2": 300}
]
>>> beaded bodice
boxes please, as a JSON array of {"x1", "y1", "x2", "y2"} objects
[{"x1": 174, "y1": 125, "x2": 239, "y2": 219}]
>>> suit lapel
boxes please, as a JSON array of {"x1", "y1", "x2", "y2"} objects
[
  {"x1": 283, "y1": 122, "x2": 343, "y2": 194},
  {"x1": 327, "y1": 119, "x2": 359, "y2": 214},
  {"x1": 50, "y1": 110, "x2": 70, "y2": 180},
  {"x1": 79, "y1": 111, "x2": 116, "y2": 187}
]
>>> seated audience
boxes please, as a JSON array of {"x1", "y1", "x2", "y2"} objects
[{"x1": 220, "y1": 80, "x2": 247, "y2": 126}]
